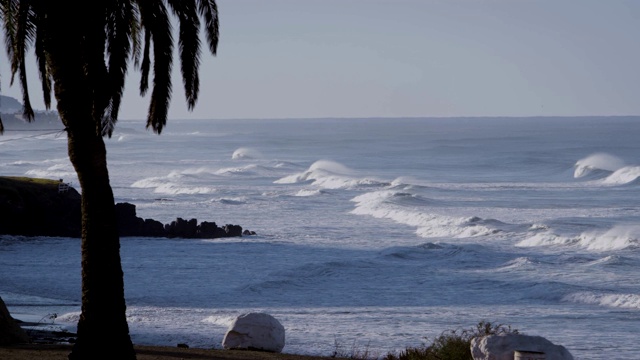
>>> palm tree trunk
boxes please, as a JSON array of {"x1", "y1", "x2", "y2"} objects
[{"x1": 42, "y1": 4, "x2": 136, "y2": 360}]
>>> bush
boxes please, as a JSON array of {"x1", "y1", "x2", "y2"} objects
[{"x1": 383, "y1": 321, "x2": 519, "y2": 360}]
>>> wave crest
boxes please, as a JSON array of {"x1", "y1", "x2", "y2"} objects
[
  {"x1": 231, "y1": 147, "x2": 262, "y2": 160},
  {"x1": 574, "y1": 153, "x2": 625, "y2": 178},
  {"x1": 517, "y1": 225, "x2": 640, "y2": 251},
  {"x1": 602, "y1": 166, "x2": 640, "y2": 185},
  {"x1": 275, "y1": 160, "x2": 386, "y2": 189},
  {"x1": 563, "y1": 292, "x2": 640, "y2": 309},
  {"x1": 351, "y1": 190, "x2": 497, "y2": 238}
]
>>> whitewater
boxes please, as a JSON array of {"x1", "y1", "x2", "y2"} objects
[{"x1": 1, "y1": 117, "x2": 639, "y2": 359}]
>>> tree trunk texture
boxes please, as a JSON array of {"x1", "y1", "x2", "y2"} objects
[{"x1": 42, "y1": 4, "x2": 136, "y2": 360}]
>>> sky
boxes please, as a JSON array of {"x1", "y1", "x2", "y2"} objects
[{"x1": 1, "y1": 0, "x2": 640, "y2": 120}]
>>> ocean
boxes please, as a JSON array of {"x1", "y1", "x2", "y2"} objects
[{"x1": 1, "y1": 117, "x2": 639, "y2": 359}]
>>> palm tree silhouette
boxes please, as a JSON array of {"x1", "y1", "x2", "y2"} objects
[{"x1": 0, "y1": 1, "x2": 219, "y2": 358}]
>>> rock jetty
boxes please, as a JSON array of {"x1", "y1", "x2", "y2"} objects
[{"x1": 0, "y1": 176, "x2": 250, "y2": 239}]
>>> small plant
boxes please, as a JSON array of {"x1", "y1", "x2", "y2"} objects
[
  {"x1": 383, "y1": 321, "x2": 519, "y2": 360},
  {"x1": 25, "y1": 313, "x2": 59, "y2": 338},
  {"x1": 331, "y1": 337, "x2": 378, "y2": 360}
]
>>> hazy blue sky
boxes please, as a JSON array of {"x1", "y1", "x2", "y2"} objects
[{"x1": 2, "y1": 0, "x2": 640, "y2": 120}]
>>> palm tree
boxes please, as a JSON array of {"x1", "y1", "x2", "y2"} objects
[{"x1": 0, "y1": 1, "x2": 219, "y2": 359}]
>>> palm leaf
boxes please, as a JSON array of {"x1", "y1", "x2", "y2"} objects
[
  {"x1": 33, "y1": 10, "x2": 51, "y2": 110},
  {"x1": 138, "y1": 0, "x2": 173, "y2": 134},
  {"x1": 14, "y1": 0, "x2": 36, "y2": 121},
  {"x1": 196, "y1": 0, "x2": 219, "y2": 55},
  {"x1": 103, "y1": 0, "x2": 135, "y2": 137},
  {"x1": 167, "y1": 0, "x2": 200, "y2": 109},
  {"x1": 138, "y1": 29, "x2": 151, "y2": 96}
]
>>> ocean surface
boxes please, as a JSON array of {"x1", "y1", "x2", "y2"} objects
[{"x1": 1, "y1": 117, "x2": 639, "y2": 359}]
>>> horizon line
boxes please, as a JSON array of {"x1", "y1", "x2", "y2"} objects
[{"x1": 119, "y1": 114, "x2": 640, "y2": 121}]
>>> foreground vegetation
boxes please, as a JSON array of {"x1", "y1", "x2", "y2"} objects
[{"x1": 381, "y1": 321, "x2": 518, "y2": 360}]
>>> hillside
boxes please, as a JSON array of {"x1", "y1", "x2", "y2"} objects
[{"x1": 0, "y1": 95, "x2": 63, "y2": 130}]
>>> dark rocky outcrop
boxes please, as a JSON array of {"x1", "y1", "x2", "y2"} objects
[
  {"x1": 0, "y1": 177, "x2": 82, "y2": 237},
  {"x1": 0, "y1": 177, "x2": 251, "y2": 239},
  {"x1": 0, "y1": 296, "x2": 30, "y2": 345}
]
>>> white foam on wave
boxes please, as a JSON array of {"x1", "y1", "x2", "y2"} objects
[
  {"x1": 496, "y1": 257, "x2": 537, "y2": 271},
  {"x1": 574, "y1": 153, "x2": 625, "y2": 178},
  {"x1": 601, "y1": 166, "x2": 640, "y2": 185},
  {"x1": 578, "y1": 225, "x2": 640, "y2": 250},
  {"x1": 131, "y1": 177, "x2": 166, "y2": 189},
  {"x1": 586, "y1": 255, "x2": 630, "y2": 266},
  {"x1": 231, "y1": 147, "x2": 262, "y2": 160},
  {"x1": 210, "y1": 197, "x2": 246, "y2": 205},
  {"x1": 516, "y1": 232, "x2": 576, "y2": 248},
  {"x1": 351, "y1": 190, "x2": 495, "y2": 238},
  {"x1": 563, "y1": 292, "x2": 640, "y2": 309},
  {"x1": 518, "y1": 225, "x2": 640, "y2": 251},
  {"x1": 154, "y1": 184, "x2": 215, "y2": 195},
  {"x1": 25, "y1": 163, "x2": 76, "y2": 180},
  {"x1": 215, "y1": 164, "x2": 259, "y2": 176},
  {"x1": 294, "y1": 189, "x2": 325, "y2": 197},
  {"x1": 131, "y1": 176, "x2": 216, "y2": 195},
  {"x1": 275, "y1": 160, "x2": 385, "y2": 189},
  {"x1": 57, "y1": 311, "x2": 81, "y2": 323},
  {"x1": 202, "y1": 314, "x2": 236, "y2": 327}
]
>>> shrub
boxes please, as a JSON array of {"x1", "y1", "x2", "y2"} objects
[{"x1": 383, "y1": 321, "x2": 519, "y2": 360}]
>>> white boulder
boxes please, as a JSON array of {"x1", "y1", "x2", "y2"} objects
[
  {"x1": 222, "y1": 312, "x2": 285, "y2": 352},
  {"x1": 471, "y1": 333, "x2": 573, "y2": 360}
]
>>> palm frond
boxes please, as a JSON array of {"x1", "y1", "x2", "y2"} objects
[
  {"x1": 1, "y1": 0, "x2": 19, "y2": 81},
  {"x1": 33, "y1": 10, "x2": 51, "y2": 110},
  {"x1": 14, "y1": 0, "x2": 36, "y2": 121},
  {"x1": 167, "y1": 0, "x2": 201, "y2": 109},
  {"x1": 138, "y1": 0, "x2": 173, "y2": 134},
  {"x1": 130, "y1": 4, "x2": 142, "y2": 67},
  {"x1": 138, "y1": 29, "x2": 151, "y2": 96},
  {"x1": 196, "y1": 0, "x2": 219, "y2": 55},
  {"x1": 103, "y1": 0, "x2": 135, "y2": 137}
]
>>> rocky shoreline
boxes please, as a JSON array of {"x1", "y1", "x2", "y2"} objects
[{"x1": 0, "y1": 176, "x2": 251, "y2": 239}]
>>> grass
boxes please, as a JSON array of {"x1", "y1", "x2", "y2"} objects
[{"x1": 382, "y1": 321, "x2": 519, "y2": 360}]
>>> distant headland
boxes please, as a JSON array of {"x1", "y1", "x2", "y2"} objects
[{"x1": 0, "y1": 95, "x2": 63, "y2": 130}]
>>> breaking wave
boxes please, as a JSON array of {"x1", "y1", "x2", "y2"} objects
[
  {"x1": 601, "y1": 166, "x2": 640, "y2": 185},
  {"x1": 574, "y1": 153, "x2": 625, "y2": 178},
  {"x1": 517, "y1": 225, "x2": 640, "y2": 251},
  {"x1": 351, "y1": 190, "x2": 497, "y2": 238},
  {"x1": 563, "y1": 292, "x2": 640, "y2": 309},
  {"x1": 275, "y1": 160, "x2": 387, "y2": 189},
  {"x1": 231, "y1": 147, "x2": 262, "y2": 160},
  {"x1": 131, "y1": 176, "x2": 216, "y2": 195}
]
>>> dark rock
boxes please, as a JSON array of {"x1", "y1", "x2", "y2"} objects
[
  {"x1": 243, "y1": 230, "x2": 256, "y2": 236},
  {"x1": 0, "y1": 296, "x2": 30, "y2": 345},
  {"x1": 0, "y1": 177, "x2": 248, "y2": 240},
  {"x1": 166, "y1": 218, "x2": 199, "y2": 238},
  {"x1": 224, "y1": 224, "x2": 243, "y2": 237},
  {"x1": 0, "y1": 177, "x2": 81, "y2": 237},
  {"x1": 198, "y1": 221, "x2": 219, "y2": 238},
  {"x1": 141, "y1": 218, "x2": 166, "y2": 237}
]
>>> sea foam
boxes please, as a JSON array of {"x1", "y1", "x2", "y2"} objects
[
  {"x1": 574, "y1": 153, "x2": 625, "y2": 178},
  {"x1": 351, "y1": 190, "x2": 496, "y2": 238},
  {"x1": 601, "y1": 166, "x2": 640, "y2": 185},
  {"x1": 518, "y1": 225, "x2": 640, "y2": 251},
  {"x1": 232, "y1": 147, "x2": 263, "y2": 160},
  {"x1": 275, "y1": 160, "x2": 386, "y2": 189},
  {"x1": 563, "y1": 292, "x2": 640, "y2": 309}
]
